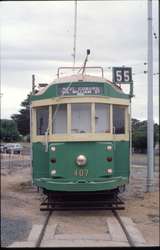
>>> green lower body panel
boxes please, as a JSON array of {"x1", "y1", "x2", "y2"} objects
[{"x1": 34, "y1": 177, "x2": 128, "y2": 192}]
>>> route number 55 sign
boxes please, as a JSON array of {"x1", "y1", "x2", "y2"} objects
[{"x1": 112, "y1": 67, "x2": 132, "y2": 84}]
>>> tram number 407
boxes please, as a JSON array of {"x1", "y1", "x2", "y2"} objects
[{"x1": 74, "y1": 169, "x2": 88, "y2": 177}]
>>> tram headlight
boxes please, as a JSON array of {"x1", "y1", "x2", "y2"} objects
[
  {"x1": 51, "y1": 169, "x2": 56, "y2": 176},
  {"x1": 76, "y1": 155, "x2": 87, "y2": 166},
  {"x1": 51, "y1": 146, "x2": 56, "y2": 152},
  {"x1": 106, "y1": 145, "x2": 112, "y2": 151}
]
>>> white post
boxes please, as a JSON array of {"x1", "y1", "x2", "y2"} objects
[
  {"x1": 30, "y1": 75, "x2": 35, "y2": 184},
  {"x1": 129, "y1": 100, "x2": 132, "y2": 176},
  {"x1": 147, "y1": 0, "x2": 154, "y2": 192}
]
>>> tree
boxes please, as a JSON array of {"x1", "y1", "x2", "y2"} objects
[
  {"x1": 132, "y1": 119, "x2": 159, "y2": 153},
  {"x1": 154, "y1": 123, "x2": 159, "y2": 145},
  {"x1": 0, "y1": 119, "x2": 20, "y2": 142},
  {"x1": 11, "y1": 93, "x2": 31, "y2": 136}
]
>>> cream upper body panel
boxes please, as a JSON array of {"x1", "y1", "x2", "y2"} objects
[
  {"x1": 32, "y1": 96, "x2": 129, "y2": 108},
  {"x1": 31, "y1": 99, "x2": 130, "y2": 142}
]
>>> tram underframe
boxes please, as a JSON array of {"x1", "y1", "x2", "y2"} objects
[{"x1": 40, "y1": 188, "x2": 125, "y2": 211}]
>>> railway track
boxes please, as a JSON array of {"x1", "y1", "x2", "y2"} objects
[
  {"x1": 32, "y1": 209, "x2": 145, "y2": 247},
  {"x1": 35, "y1": 211, "x2": 53, "y2": 247},
  {"x1": 112, "y1": 210, "x2": 135, "y2": 247}
]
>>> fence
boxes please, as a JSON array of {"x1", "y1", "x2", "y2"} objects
[{"x1": 1, "y1": 149, "x2": 31, "y2": 174}]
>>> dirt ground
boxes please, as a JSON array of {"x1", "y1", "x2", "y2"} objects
[
  {"x1": 1, "y1": 155, "x2": 160, "y2": 247},
  {"x1": 119, "y1": 191, "x2": 159, "y2": 246}
]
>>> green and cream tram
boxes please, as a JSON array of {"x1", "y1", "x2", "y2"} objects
[{"x1": 31, "y1": 66, "x2": 133, "y2": 209}]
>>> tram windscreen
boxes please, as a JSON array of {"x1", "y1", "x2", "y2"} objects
[
  {"x1": 71, "y1": 103, "x2": 91, "y2": 133},
  {"x1": 36, "y1": 107, "x2": 49, "y2": 135},
  {"x1": 113, "y1": 105, "x2": 125, "y2": 134},
  {"x1": 52, "y1": 104, "x2": 67, "y2": 134},
  {"x1": 95, "y1": 104, "x2": 110, "y2": 133}
]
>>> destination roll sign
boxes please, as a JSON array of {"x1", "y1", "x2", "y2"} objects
[{"x1": 58, "y1": 85, "x2": 104, "y2": 96}]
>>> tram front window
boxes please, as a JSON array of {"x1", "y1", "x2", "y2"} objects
[
  {"x1": 71, "y1": 103, "x2": 91, "y2": 133},
  {"x1": 95, "y1": 104, "x2": 110, "y2": 133},
  {"x1": 52, "y1": 104, "x2": 67, "y2": 134},
  {"x1": 113, "y1": 105, "x2": 125, "y2": 134},
  {"x1": 36, "y1": 107, "x2": 49, "y2": 135}
]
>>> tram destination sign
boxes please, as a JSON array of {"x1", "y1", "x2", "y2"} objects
[
  {"x1": 112, "y1": 67, "x2": 132, "y2": 84},
  {"x1": 58, "y1": 85, "x2": 104, "y2": 96}
]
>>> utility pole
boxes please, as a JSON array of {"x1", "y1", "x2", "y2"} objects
[
  {"x1": 30, "y1": 74, "x2": 35, "y2": 184},
  {"x1": 147, "y1": 0, "x2": 154, "y2": 192}
]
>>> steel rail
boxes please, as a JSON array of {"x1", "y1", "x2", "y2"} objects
[
  {"x1": 35, "y1": 211, "x2": 52, "y2": 247},
  {"x1": 35, "y1": 207, "x2": 134, "y2": 247},
  {"x1": 112, "y1": 210, "x2": 135, "y2": 247}
]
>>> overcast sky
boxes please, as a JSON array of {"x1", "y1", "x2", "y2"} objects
[{"x1": 1, "y1": 0, "x2": 159, "y2": 123}]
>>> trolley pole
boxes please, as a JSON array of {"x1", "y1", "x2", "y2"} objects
[
  {"x1": 147, "y1": 0, "x2": 154, "y2": 192},
  {"x1": 73, "y1": 0, "x2": 77, "y2": 70},
  {"x1": 32, "y1": 74, "x2": 35, "y2": 95}
]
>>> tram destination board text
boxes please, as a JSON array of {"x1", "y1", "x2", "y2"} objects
[{"x1": 58, "y1": 85, "x2": 104, "y2": 96}]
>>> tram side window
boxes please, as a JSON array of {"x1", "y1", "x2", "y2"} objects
[
  {"x1": 113, "y1": 105, "x2": 125, "y2": 134},
  {"x1": 95, "y1": 104, "x2": 110, "y2": 133},
  {"x1": 52, "y1": 104, "x2": 67, "y2": 134},
  {"x1": 71, "y1": 103, "x2": 91, "y2": 133},
  {"x1": 36, "y1": 107, "x2": 49, "y2": 135}
]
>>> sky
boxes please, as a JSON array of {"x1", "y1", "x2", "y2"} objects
[{"x1": 0, "y1": 0, "x2": 159, "y2": 123}]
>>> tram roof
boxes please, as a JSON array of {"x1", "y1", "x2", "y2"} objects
[{"x1": 35, "y1": 74, "x2": 123, "y2": 96}]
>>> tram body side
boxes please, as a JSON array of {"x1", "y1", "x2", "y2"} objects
[{"x1": 31, "y1": 80, "x2": 130, "y2": 193}]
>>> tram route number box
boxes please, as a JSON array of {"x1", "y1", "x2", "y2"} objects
[{"x1": 112, "y1": 67, "x2": 132, "y2": 84}]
